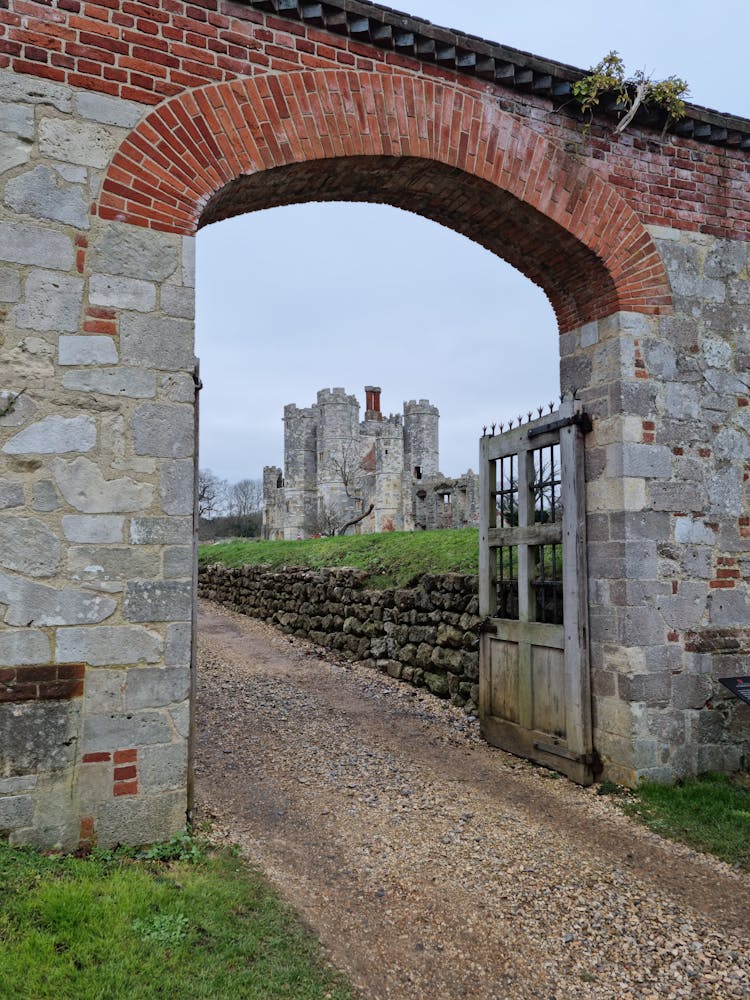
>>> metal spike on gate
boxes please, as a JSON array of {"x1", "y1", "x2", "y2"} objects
[
  {"x1": 499, "y1": 422, "x2": 504, "y2": 433},
  {"x1": 482, "y1": 425, "x2": 487, "y2": 437},
  {"x1": 491, "y1": 423, "x2": 496, "y2": 436},
  {"x1": 548, "y1": 401, "x2": 554, "y2": 413},
  {"x1": 527, "y1": 411, "x2": 533, "y2": 423},
  {"x1": 517, "y1": 415, "x2": 523, "y2": 426},
  {"x1": 508, "y1": 418, "x2": 513, "y2": 429},
  {"x1": 538, "y1": 406, "x2": 544, "y2": 418}
]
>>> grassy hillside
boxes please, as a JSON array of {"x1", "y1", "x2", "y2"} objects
[{"x1": 199, "y1": 528, "x2": 479, "y2": 589}]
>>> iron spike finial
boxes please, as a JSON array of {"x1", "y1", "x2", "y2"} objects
[
  {"x1": 491, "y1": 422, "x2": 496, "y2": 436},
  {"x1": 499, "y1": 422, "x2": 504, "y2": 433},
  {"x1": 508, "y1": 418, "x2": 513, "y2": 430},
  {"x1": 527, "y1": 411, "x2": 533, "y2": 423},
  {"x1": 537, "y1": 406, "x2": 543, "y2": 418},
  {"x1": 548, "y1": 401, "x2": 554, "y2": 413},
  {"x1": 517, "y1": 415, "x2": 522, "y2": 426},
  {"x1": 482, "y1": 425, "x2": 487, "y2": 437}
]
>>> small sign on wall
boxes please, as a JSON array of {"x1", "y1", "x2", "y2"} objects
[{"x1": 719, "y1": 677, "x2": 750, "y2": 706}]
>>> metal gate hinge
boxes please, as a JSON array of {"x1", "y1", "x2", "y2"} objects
[{"x1": 527, "y1": 411, "x2": 591, "y2": 438}]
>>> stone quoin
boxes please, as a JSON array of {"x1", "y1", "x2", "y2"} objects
[{"x1": 0, "y1": 0, "x2": 749, "y2": 848}]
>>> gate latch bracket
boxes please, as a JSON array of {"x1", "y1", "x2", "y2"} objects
[{"x1": 476, "y1": 618, "x2": 498, "y2": 636}]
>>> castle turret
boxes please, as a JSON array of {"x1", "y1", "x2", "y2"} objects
[
  {"x1": 373, "y1": 421, "x2": 404, "y2": 531},
  {"x1": 261, "y1": 385, "x2": 473, "y2": 542},
  {"x1": 316, "y1": 387, "x2": 361, "y2": 528},
  {"x1": 403, "y1": 398, "x2": 439, "y2": 480},
  {"x1": 283, "y1": 403, "x2": 317, "y2": 539}
]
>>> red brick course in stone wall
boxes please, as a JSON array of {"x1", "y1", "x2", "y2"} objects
[{"x1": 0, "y1": 663, "x2": 85, "y2": 702}]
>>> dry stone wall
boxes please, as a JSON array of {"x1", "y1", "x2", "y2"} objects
[{"x1": 198, "y1": 564, "x2": 482, "y2": 710}]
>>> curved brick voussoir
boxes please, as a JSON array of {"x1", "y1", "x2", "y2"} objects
[{"x1": 96, "y1": 71, "x2": 672, "y2": 333}]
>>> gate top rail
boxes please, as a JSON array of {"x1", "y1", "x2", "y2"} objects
[{"x1": 481, "y1": 399, "x2": 588, "y2": 461}]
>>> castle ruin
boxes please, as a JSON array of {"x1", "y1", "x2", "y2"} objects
[{"x1": 263, "y1": 387, "x2": 479, "y2": 539}]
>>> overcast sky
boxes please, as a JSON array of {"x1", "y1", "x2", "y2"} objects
[{"x1": 196, "y1": 0, "x2": 750, "y2": 483}]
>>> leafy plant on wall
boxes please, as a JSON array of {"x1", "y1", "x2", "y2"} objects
[{"x1": 573, "y1": 51, "x2": 689, "y2": 135}]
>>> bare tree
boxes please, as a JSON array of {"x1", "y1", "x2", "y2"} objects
[
  {"x1": 313, "y1": 499, "x2": 343, "y2": 538},
  {"x1": 227, "y1": 477, "x2": 263, "y2": 535},
  {"x1": 197, "y1": 468, "x2": 227, "y2": 520},
  {"x1": 227, "y1": 478, "x2": 263, "y2": 518},
  {"x1": 318, "y1": 444, "x2": 374, "y2": 535},
  {"x1": 329, "y1": 442, "x2": 365, "y2": 508}
]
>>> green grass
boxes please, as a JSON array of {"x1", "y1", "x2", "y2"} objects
[
  {"x1": 199, "y1": 528, "x2": 480, "y2": 589},
  {"x1": 0, "y1": 834, "x2": 358, "y2": 1000},
  {"x1": 621, "y1": 771, "x2": 750, "y2": 870}
]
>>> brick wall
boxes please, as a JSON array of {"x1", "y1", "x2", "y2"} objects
[
  {"x1": 0, "y1": 662, "x2": 84, "y2": 702},
  {"x1": 2, "y1": 2, "x2": 748, "y2": 243}
]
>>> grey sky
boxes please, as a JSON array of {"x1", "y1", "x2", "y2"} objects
[{"x1": 196, "y1": 0, "x2": 750, "y2": 483}]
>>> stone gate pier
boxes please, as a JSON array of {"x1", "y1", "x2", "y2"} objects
[{"x1": 0, "y1": 0, "x2": 749, "y2": 848}]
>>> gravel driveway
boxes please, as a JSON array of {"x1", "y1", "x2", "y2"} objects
[{"x1": 194, "y1": 600, "x2": 750, "y2": 1000}]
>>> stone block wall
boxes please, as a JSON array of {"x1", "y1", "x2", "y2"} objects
[
  {"x1": 198, "y1": 564, "x2": 482, "y2": 710},
  {"x1": 563, "y1": 243, "x2": 750, "y2": 782},
  {"x1": 0, "y1": 68, "x2": 195, "y2": 851}
]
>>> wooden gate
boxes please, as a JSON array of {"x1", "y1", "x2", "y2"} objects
[{"x1": 478, "y1": 398, "x2": 595, "y2": 784}]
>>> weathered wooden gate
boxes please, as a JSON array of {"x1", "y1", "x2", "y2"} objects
[{"x1": 478, "y1": 398, "x2": 596, "y2": 784}]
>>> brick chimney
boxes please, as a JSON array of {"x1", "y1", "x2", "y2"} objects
[{"x1": 365, "y1": 385, "x2": 382, "y2": 421}]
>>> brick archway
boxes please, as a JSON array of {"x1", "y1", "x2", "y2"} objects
[{"x1": 96, "y1": 70, "x2": 671, "y2": 333}]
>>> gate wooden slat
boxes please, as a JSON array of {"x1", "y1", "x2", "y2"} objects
[{"x1": 489, "y1": 523, "x2": 561, "y2": 547}]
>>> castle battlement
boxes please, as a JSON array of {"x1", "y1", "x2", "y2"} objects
[
  {"x1": 317, "y1": 387, "x2": 359, "y2": 407},
  {"x1": 404, "y1": 399, "x2": 439, "y2": 416}
]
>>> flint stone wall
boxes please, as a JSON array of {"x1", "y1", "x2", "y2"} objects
[{"x1": 198, "y1": 565, "x2": 482, "y2": 709}]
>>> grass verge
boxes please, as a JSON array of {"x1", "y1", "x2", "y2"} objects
[
  {"x1": 609, "y1": 771, "x2": 750, "y2": 870},
  {"x1": 0, "y1": 832, "x2": 358, "y2": 1000},
  {"x1": 199, "y1": 528, "x2": 479, "y2": 589}
]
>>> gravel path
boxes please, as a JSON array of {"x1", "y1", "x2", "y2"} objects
[{"x1": 194, "y1": 600, "x2": 750, "y2": 1000}]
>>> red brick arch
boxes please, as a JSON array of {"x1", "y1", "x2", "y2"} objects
[{"x1": 96, "y1": 69, "x2": 671, "y2": 332}]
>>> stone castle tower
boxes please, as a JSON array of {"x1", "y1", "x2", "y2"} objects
[{"x1": 263, "y1": 387, "x2": 479, "y2": 539}]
